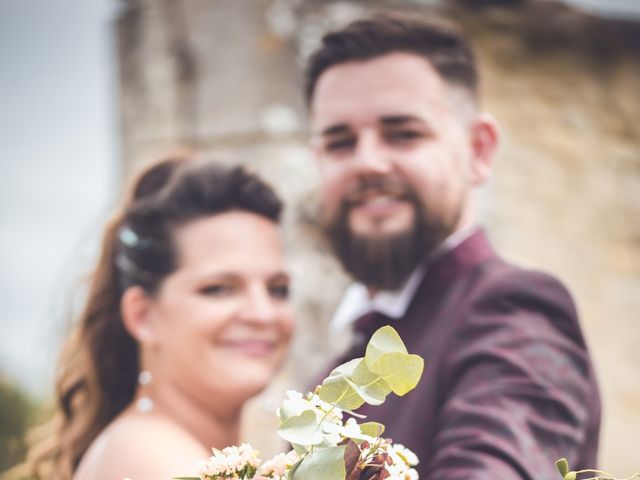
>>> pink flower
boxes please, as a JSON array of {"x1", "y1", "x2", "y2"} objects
[{"x1": 258, "y1": 450, "x2": 299, "y2": 478}]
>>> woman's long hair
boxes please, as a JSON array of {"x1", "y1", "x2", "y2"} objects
[{"x1": 25, "y1": 156, "x2": 282, "y2": 479}]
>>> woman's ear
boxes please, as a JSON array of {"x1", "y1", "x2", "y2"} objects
[
  {"x1": 469, "y1": 113, "x2": 499, "y2": 186},
  {"x1": 121, "y1": 286, "x2": 156, "y2": 346}
]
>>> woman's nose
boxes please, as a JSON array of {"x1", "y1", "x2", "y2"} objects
[{"x1": 240, "y1": 287, "x2": 278, "y2": 324}]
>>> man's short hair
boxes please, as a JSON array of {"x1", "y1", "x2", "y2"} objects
[{"x1": 304, "y1": 11, "x2": 478, "y2": 106}]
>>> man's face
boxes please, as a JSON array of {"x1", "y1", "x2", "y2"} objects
[{"x1": 310, "y1": 52, "x2": 488, "y2": 289}]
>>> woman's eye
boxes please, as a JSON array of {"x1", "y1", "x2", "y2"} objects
[
  {"x1": 199, "y1": 284, "x2": 234, "y2": 296},
  {"x1": 269, "y1": 284, "x2": 290, "y2": 300}
]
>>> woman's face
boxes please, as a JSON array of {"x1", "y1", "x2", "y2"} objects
[{"x1": 145, "y1": 211, "x2": 294, "y2": 407}]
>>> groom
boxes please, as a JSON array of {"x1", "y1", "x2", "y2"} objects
[{"x1": 305, "y1": 12, "x2": 600, "y2": 478}]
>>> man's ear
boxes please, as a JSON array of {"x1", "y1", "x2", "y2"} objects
[
  {"x1": 469, "y1": 113, "x2": 499, "y2": 186},
  {"x1": 121, "y1": 286, "x2": 156, "y2": 346}
]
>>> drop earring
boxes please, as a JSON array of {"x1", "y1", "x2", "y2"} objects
[{"x1": 136, "y1": 370, "x2": 154, "y2": 413}]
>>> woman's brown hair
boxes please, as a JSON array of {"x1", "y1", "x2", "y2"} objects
[{"x1": 24, "y1": 156, "x2": 282, "y2": 479}]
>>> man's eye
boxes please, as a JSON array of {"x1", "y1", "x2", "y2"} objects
[
  {"x1": 386, "y1": 130, "x2": 422, "y2": 142},
  {"x1": 269, "y1": 284, "x2": 290, "y2": 300},
  {"x1": 200, "y1": 284, "x2": 233, "y2": 296},
  {"x1": 325, "y1": 137, "x2": 355, "y2": 152}
]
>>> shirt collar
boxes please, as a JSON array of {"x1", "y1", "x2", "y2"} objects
[{"x1": 330, "y1": 225, "x2": 479, "y2": 333}]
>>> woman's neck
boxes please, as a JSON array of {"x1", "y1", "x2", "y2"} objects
[{"x1": 137, "y1": 377, "x2": 242, "y2": 450}]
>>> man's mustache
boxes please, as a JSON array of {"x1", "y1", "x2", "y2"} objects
[{"x1": 344, "y1": 178, "x2": 415, "y2": 206}]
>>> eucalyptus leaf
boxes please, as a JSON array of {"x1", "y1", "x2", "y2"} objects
[
  {"x1": 555, "y1": 458, "x2": 569, "y2": 477},
  {"x1": 286, "y1": 458, "x2": 303, "y2": 480},
  {"x1": 319, "y1": 374, "x2": 365, "y2": 411},
  {"x1": 291, "y1": 446, "x2": 346, "y2": 480},
  {"x1": 279, "y1": 392, "x2": 316, "y2": 422},
  {"x1": 279, "y1": 403, "x2": 297, "y2": 422},
  {"x1": 321, "y1": 357, "x2": 390, "y2": 408},
  {"x1": 360, "y1": 421, "x2": 385, "y2": 438},
  {"x1": 345, "y1": 377, "x2": 386, "y2": 406},
  {"x1": 341, "y1": 409, "x2": 367, "y2": 419},
  {"x1": 278, "y1": 409, "x2": 324, "y2": 446},
  {"x1": 292, "y1": 442, "x2": 311, "y2": 455},
  {"x1": 373, "y1": 352, "x2": 424, "y2": 396},
  {"x1": 330, "y1": 358, "x2": 362, "y2": 377},
  {"x1": 351, "y1": 358, "x2": 392, "y2": 404},
  {"x1": 365, "y1": 325, "x2": 408, "y2": 370}
]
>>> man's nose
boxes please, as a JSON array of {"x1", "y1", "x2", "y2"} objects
[{"x1": 352, "y1": 130, "x2": 393, "y2": 176}]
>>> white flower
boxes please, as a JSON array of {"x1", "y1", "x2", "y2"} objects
[
  {"x1": 391, "y1": 443, "x2": 419, "y2": 466},
  {"x1": 307, "y1": 393, "x2": 343, "y2": 425},
  {"x1": 278, "y1": 390, "x2": 343, "y2": 426},
  {"x1": 377, "y1": 443, "x2": 420, "y2": 480},
  {"x1": 406, "y1": 468, "x2": 419, "y2": 480},
  {"x1": 259, "y1": 450, "x2": 299, "y2": 478},
  {"x1": 197, "y1": 443, "x2": 260, "y2": 479},
  {"x1": 322, "y1": 417, "x2": 377, "y2": 443},
  {"x1": 237, "y1": 443, "x2": 261, "y2": 467}
]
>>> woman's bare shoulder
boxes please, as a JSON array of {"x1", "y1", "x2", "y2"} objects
[{"x1": 74, "y1": 411, "x2": 209, "y2": 480}]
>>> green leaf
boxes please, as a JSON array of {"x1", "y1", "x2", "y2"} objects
[
  {"x1": 320, "y1": 357, "x2": 391, "y2": 408},
  {"x1": 374, "y1": 352, "x2": 424, "y2": 396},
  {"x1": 319, "y1": 374, "x2": 365, "y2": 411},
  {"x1": 286, "y1": 458, "x2": 303, "y2": 480},
  {"x1": 365, "y1": 326, "x2": 408, "y2": 371},
  {"x1": 319, "y1": 327, "x2": 424, "y2": 407},
  {"x1": 564, "y1": 472, "x2": 577, "y2": 480},
  {"x1": 290, "y1": 446, "x2": 346, "y2": 480},
  {"x1": 331, "y1": 358, "x2": 362, "y2": 377},
  {"x1": 341, "y1": 409, "x2": 367, "y2": 419},
  {"x1": 278, "y1": 409, "x2": 324, "y2": 446},
  {"x1": 350, "y1": 358, "x2": 392, "y2": 405},
  {"x1": 279, "y1": 401, "x2": 299, "y2": 422},
  {"x1": 291, "y1": 442, "x2": 309, "y2": 455},
  {"x1": 360, "y1": 421, "x2": 385, "y2": 438},
  {"x1": 555, "y1": 458, "x2": 569, "y2": 477},
  {"x1": 345, "y1": 377, "x2": 386, "y2": 406}
]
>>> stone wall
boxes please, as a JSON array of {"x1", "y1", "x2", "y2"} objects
[
  {"x1": 117, "y1": 0, "x2": 640, "y2": 472},
  {"x1": 457, "y1": 4, "x2": 640, "y2": 471}
]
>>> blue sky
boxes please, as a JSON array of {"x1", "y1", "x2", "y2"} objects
[
  {"x1": 563, "y1": 0, "x2": 640, "y2": 18},
  {"x1": 0, "y1": 0, "x2": 118, "y2": 397}
]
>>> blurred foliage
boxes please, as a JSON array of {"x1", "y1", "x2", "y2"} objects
[{"x1": 0, "y1": 377, "x2": 39, "y2": 472}]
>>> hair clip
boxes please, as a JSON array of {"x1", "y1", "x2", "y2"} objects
[
  {"x1": 119, "y1": 227, "x2": 140, "y2": 247},
  {"x1": 118, "y1": 226, "x2": 154, "y2": 249}
]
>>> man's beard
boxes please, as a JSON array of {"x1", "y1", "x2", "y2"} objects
[{"x1": 323, "y1": 183, "x2": 461, "y2": 291}]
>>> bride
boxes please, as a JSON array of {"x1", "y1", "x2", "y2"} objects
[{"x1": 27, "y1": 156, "x2": 294, "y2": 479}]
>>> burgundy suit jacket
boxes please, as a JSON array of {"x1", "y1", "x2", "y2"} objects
[{"x1": 332, "y1": 229, "x2": 600, "y2": 479}]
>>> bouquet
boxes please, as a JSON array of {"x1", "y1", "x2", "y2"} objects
[
  {"x1": 167, "y1": 324, "x2": 639, "y2": 480},
  {"x1": 175, "y1": 325, "x2": 424, "y2": 480}
]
